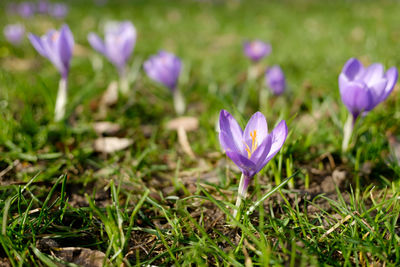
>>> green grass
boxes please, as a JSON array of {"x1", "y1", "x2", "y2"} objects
[{"x1": 1, "y1": 0, "x2": 400, "y2": 265}]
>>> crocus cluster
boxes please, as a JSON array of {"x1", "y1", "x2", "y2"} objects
[
  {"x1": 28, "y1": 25, "x2": 74, "y2": 121},
  {"x1": 15, "y1": 5, "x2": 400, "y2": 228},
  {"x1": 243, "y1": 40, "x2": 287, "y2": 97},
  {"x1": 144, "y1": 51, "x2": 185, "y2": 115},
  {"x1": 28, "y1": 20, "x2": 140, "y2": 121},
  {"x1": 7, "y1": 1, "x2": 68, "y2": 19},
  {"x1": 17, "y1": 2, "x2": 35, "y2": 17},
  {"x1": 219, "y1": 110, "x2": 288, "y2": 217},
  {"x1": 339, "y1": 58, "x2": 398, "y2": 151},
  {"x1": 4, "y1": 24, "x2": 25, "y2": 45},
  {"x1": 88, "y1": 21, "x2": 137, "y2": 93}
]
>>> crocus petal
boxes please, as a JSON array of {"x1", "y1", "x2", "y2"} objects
[
  {"x1": 28, "y1": 33, "x2": 47, "y2": 57},
  {"x1": 339, "y1": 73, "x2": 350, "y2": 95},
  {"x1": 219, "y1": 131, "x2": 242, "y2": 155},
  {"x1": 61, "y1": 25, "x2": 74, "y2": 54},
  {"x1": 58, "y1": 25, "x2": 74, "y2": 77},
  {"x1": 341, "y1": 82, "x2": 373, "y2": 118},
  {"x1": 105, "y1": 34, "x2": 124, "y2": 68},
  {"x1": 263, "y1": 120, "x2": 288, "y2": 166},
  {"x1": 120, "y1": 22, "x2": 136, "y2": 61},
  {"x1": 250, "y1": 135, "x2": 272, "y2": 173},
  {"x1": 144, "y1": 58, "x2": 172, "y2": 88},
  {"x1": 380, "y1": 67, "x2": 398, "y2": 102},
  {"x1": 226, "y1": 150, "x2": 256, "y2": 178},
  {"x1": 156, "y1": 51, "x2": 181, "y2": 89},
  {"x1": 362, "y1": 63, "x2": 384, "y2": 87},
  {"x1": 367, "y1": 78, "x2": 387, "y2": 109},
  {"x1": 143, "y1": 51, "x2": 182, "y2": 91},
  {"x1": 219, "y1": 110, "x2": 244, "y2": 154},
  {"x1": 341, "y1": 58, "x2": 364, "y2": 81},
  {"x1": 266, "y1": 65, "x2": 286, "y2": 95},
  {"x1": 88, "y1": 32, "x2": 106, "y2": 54},
  {"x1": 243, "y1": 111, "x2": 268, "y2": 147},
  {"x1": 42, "y1": 31, "x2": 65, "y2": 77}
]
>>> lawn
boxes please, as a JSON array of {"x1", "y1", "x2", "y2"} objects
[{"x1": 1, "y1": 0, "x2": 400, "y2": 266}]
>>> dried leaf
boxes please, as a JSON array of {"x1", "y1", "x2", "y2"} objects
[
  {"x1": 94, "y1": 137, "x2": 133, "y2": 153},
  {"x1": 388, "y1": 134, "x2": 400, "y2": 165},
  {"x1": 2, "y1": 57, "x2": 37, "y2": 71},
  {"x1": 177, "y1": 127, "x2": 196, "y2": 159},
  {"x1": 93, "y1": 122, "x2": 121, "y2": 135},
  {"x1": 100, "y1": 81, "x2": 119, "y2": 107},
  {"x1": 166, "y1": 116, "x2": 199, "y2": 131},
  {"x1": 0, "y1": 258, "x2": 11, "y2": 267},
  {"x1": 52, "y1": 247, "x2": 107, "y2": 267}
]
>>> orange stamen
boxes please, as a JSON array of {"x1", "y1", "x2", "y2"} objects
[
  {"x1": 51, "y1": 32, "x2": 59, "y2": 41},
  {"x1": 244, "y1": 130, "x2": 258, "y2": 159}
]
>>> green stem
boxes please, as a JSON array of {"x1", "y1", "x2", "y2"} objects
[
  {"x1": 342, "y1": 113, "x2": 354, "y2": 152},
  {"x1": 173, "y1": 89, "x2": 186, "y2": 115},
  {"x1": 54, "y1": 78, "x2": 67, "y2": 122},
  {"x1": 119, "y1": 72, "x2": 130, "y2": 95},
  {"x1": 233, "y1": 173, "x2": 247, "y2": 220}
]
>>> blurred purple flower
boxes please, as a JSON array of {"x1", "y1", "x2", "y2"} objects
[
  {"x1": 143, "y1": 51, "x2": 182, "y2": 91},
  {"x1": 49, "y1": 3, "x2": 68, "y2": 19},
  {"x1": 28, "y1": 24, "x2": 74, "y2": 79},
  {"x1": 266, "y1": 65, "x2": 286, "y2": 95},
  {"x1": 88, "y1": 21, "x2": 137, "y2": 74},
  {"x1": 18, "y1": 2, "x2": 35, "y2": 17},
  {"x1": 4, "y1": 24, "x2": 25, "y2": 45},
  {"x1": 243, "y1": 40, "x2": 271, "y2": 62},
  {"x1": 339, "y1": 58, "x2": 398, "y2": 120},
  {"x1": 37, "y1": 0, "x2": 49, "y2": 14},
  {"x1": 29, "y1": 25, "x2": 74, "y2": 121},
  {"x1": 219, "y1": 110, "x2": 287, "y2": 194}
]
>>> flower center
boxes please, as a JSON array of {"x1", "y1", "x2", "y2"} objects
[
  {"x1": 244, "y1": 130, "x2": 258, "y2": 158},
  {"x1": 251, "y1": 42, "x2": 263, "y2": 53},
  {"x1": 113, "y1": 34, "x2": 121, "y2": 43},
  {"x1": 51, "y1": 32, "x2": 59, "y2": 41},
  {"x1": 161, "y1": 55, "x2": 170, "y2": 64}
]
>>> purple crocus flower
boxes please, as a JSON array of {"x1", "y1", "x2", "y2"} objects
[
  {"x1": 28, "y1": 25, "x2": 74, "y2": 121},
  {"x1": 144, "y1": 51, "x2": 185, "y2": 114},
  {"x1": 243, "y1": 40, "x2": 272, "y2": 62},
  {"x1": 49, "y1": 3, "x2": 68, "y2": 19},
  {"x1": 219, "y1": 110, "x2": 288, "y2": 181},
  {"x1": 18, "y1": 2, "x2": 35, "y2": 17},
  {"x1": 88, "y1": 21, "x2": 136, "y2": 75},
  {"x1": 28, "y1": 24, "x2": 74, "y2": 79},
  {"x1": 339, "y1": 58, "x2": 398, "y2": 120},
  {"x1": 266, "y1": 65, "x2": 286, "y2": 95},
  {"x1": 143, "y1": 51, "x2": 182, "y2": 91},
  {"x1": 339, "y1": 58, "x2": 398, "y2": 152},
  {"x1": 4, "y1": 24, "x2": 25, "y2": 45},
  {"x1": 219, "y1": 110, "x2": 287, "y2": 216},
  {"x1": 37, "y1": 0, "x2": 49, "y2": 14}
]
